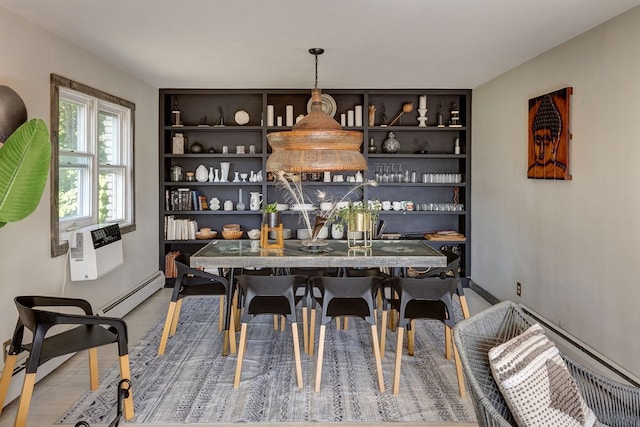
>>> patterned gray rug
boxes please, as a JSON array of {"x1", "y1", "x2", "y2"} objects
[{"x1": 57, "y1": 297, "x2": 475, "y2": 424}]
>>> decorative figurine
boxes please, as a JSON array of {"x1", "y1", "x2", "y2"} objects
[
  {"x1": 437, "y1": 103, "x2": 445, "y2": 127},
  {"x1": 215, "y1": 106, "x2": 225, "y2": 127},
  {"x1": 368, "y1": 105, "x2": 376, "y2": 126},
  {"x1": 379, "y1": 103, "x2": 387, "y2": 126},
  {"x1": 171, "y1": 96, "x2": 182, "y2": 127},
  {"x1": 449, "y1": 102, "x2": 461, "y2": 127}
]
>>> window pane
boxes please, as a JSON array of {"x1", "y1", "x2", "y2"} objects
[
  {"x1": 59, "y1": 99, "x2": 86, "y2": 151},
  {"x1": 99, "y1": 167, "x2": 125, "y2": 223},
  {"x1": 59, "y1": 155, "x2": 91, "y2": 221},
  {"x1": 99, "y1": 110, "x2": 119, "y2": 164}
]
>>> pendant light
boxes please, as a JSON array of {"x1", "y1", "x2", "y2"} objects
[{"x1": 266, "y1": 49, "x2": 367, "y2": 173}]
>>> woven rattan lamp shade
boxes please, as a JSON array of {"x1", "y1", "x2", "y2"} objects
[{"x1": 266, "y1": 88, "x2": 367, "y2": 173}]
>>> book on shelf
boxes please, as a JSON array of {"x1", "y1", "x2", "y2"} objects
[
  {"x1": 164, "y1": 215, "x2": 198, "y2": 240},
  {"x1": 167, "y1": 188, "x2": 210, "y2": 211},
  {"x1": 164, "y1": 250, "x2": 180, "y2": 278}
]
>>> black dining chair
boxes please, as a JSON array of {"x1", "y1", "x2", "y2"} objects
[
  {"x1": 381, "y1": 277, "x2": 465, "y2": 396},
  {"x1": 157, "y1": 253, "x2": 232, "y2": 356},
  {"x1": 233, "y1": 274, "x2": 307, "y2": 389},
  {"x1": 308, "y1": 275, "x2": 385, "y2": 392},
  {"x1": 0, "y1": 296, "x2": 133, "y2": 427},
  {"x1": 410, "y1": 249, "x2": 470, "y2": 319}
]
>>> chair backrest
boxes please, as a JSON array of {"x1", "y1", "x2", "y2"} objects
[
  {"x1": 310, "y1": 276, "x2": 380, "y2": 325},
  {"x1": 170, "y1": 253, "x2": 229, "y2": 300},
  {"x1": 453, "y1": 301, "x2": 534, "y2": 427},
  {"x1": 237, "y1": 275, "x2": 306, "y2": 322},
  {"x1": 387, "y1": 277, "x2": 459, "y2": 328},
  {"x1": 14, "y1": 295, "x2": 93, "y2": 334}
]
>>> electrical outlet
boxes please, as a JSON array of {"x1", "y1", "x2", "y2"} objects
[
  {"x1": 516, "y1": 282, "x2": 522, "y2": 297},
  {"x1": 3, "y1": 339, "x2": 10, "y2": 362}
]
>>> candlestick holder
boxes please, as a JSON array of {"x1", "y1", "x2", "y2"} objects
[{"x1": 417, "y1": 108, "x2": 428, "y2": 127}]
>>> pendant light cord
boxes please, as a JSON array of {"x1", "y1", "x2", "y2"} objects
[{"x1": 309, "y1": 48, "x2": 324, "y2": 89}]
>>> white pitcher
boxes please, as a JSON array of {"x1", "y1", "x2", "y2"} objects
[{"x1": 249, "y1": 192, "x2": 263, "y2": 211}]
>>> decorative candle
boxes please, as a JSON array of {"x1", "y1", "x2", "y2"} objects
[
  {"x1": 354, "y1": 105, "x2": 363, "y2": 126},
  {"x1": 419, "y1": 95, "x2": 427, "y2": 110},
  {"x1": 285, "y1": 105, "x2": 294, "y2": 126},
  {"x1": 347, "y1": 110, "x2": 354, "y2": 127},
  {"x1": 267, "y1": 105, "x2": 274, "y2": 126}
]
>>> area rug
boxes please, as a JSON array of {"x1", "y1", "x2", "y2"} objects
[{"x1": 57, "y1": 297, "x2": 475, "y2": 424}]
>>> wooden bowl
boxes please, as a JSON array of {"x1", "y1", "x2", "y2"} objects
[
  {"x1": 223, "y1": 223, "x2": 241, "y2": 231},
  {"x1": 222, "y1": 229, "x2": 243, "y2": 240}
]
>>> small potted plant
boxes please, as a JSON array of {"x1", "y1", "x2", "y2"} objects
[
  {"x1": 333, "y1": 200, "x2": 381, "y2": 234},
  {"x1": 261, "y1": 202, "x2": 281, "y2": 228}
]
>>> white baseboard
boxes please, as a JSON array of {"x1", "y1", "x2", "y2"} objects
[{"x1": 1, "y1": 271, "x2": 165, "y2": 410}]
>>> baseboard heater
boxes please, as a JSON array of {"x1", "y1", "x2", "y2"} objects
[
  {"x1": 519, "y1": 305, "x2": 640, "y2": 388},
  {"x1": 1, "y1": 271, "x2": 165, "y2": 410}
]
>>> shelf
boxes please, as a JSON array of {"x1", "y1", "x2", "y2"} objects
[
  {"x1": 164, "y1": 210, "x2": 261, "y2": 214},
  {"x1": 166, "y1": 125, "x2": 263, "y2": 131},
  {"x1": 160, "y1": 88, "x2": 471, "y2": 277}
]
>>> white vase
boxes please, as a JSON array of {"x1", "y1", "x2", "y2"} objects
[
  {"x1": 195, "y1": 164, "x2": 209, "y2": 182},
  {"x1": 208, "y1": 167, "x2": 215, "y2": 182},
  {"x1": 220, "y1": 162, "x2": 230, "y2": 182},
  {"x1": 331, "y1": 223, "x2": 344, "y2": 239}
]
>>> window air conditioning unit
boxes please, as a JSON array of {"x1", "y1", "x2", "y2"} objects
[{"x1": 69, "y1": 224, "x2": 123, "y2": 281}]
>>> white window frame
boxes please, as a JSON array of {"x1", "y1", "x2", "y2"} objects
[{"x1": 51, "y1": 74, "x2": 136, "y2": 257}]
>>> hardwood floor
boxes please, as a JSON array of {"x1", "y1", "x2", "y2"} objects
[{"x1": 0, "y1": 287, "x2": 490, "y2": 427}]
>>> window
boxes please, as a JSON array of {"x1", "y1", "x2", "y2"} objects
[{"x1": 50, "y1": 75, "x2": 135, "y2": 257}]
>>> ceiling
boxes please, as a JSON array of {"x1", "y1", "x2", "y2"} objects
[{"x1": 2, "y1": 0, "x2": 640, "y2": 89}]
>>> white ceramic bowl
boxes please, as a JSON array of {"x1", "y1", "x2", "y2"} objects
[
  {"x1": 247, "y1": 229, "x2": 261, "y2": 240},
  {"x1": 276, "y1": 203, "x2": 289, "y2": 211}
]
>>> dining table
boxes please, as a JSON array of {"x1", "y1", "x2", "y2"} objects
[{"x1": 190, "y1": 239, "x2": 447, "y2": 355}]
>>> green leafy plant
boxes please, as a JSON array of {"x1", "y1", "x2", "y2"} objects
[
  {"x1": 332, "y1": 200, "x2": 381, "y2": 232},
  {"x1": 261, "y1": 202, "x2": 279, "y2": 213},
  {"x1": 0, "y1": 119, "x2": 51, "y2": 228}
]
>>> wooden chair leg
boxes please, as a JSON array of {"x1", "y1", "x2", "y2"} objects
[
  {"x1": 393, "y1": 326, "x2": 405, "y2": 395},
  {"x1": 14, "y1": 372, "x2": 36, "y2": 427},
  {"x1": 309, "y1": 308, "x2": 317, "y2": 356},
  {"x1": 273, "y1": 314, "x2": 279, "y2": 330},
  {"x1": 458, "y1": 294, "x2": 470, "y2": 319},
  {"x1": 445, "y1": 325, "x2": 452, "y2": 360},
  {"x1": 314, "y1": 325, "x2": 326, "y2": 392},
  {"x1": 280, "y1": 315, "x2": 286, "y2": 331},
  {"x1": 380, "y1": 309, "x2": 388, "y2": 358},
  {"x1": 0, "y1": 354, "x2": 17, "y2": 415},
  {"x1": 228, "y1": 302, "x2": 237, "y2": 354},
  {"x1": 169, "y1": 298, "x2": 183, "y2": 336},
  {"x1": 118, "y1": 354, "x2": 134, "y2": 420},
  {"x1": 218, "y1": 295, "x2": 225, "y2": 331},
  {"x1": 453, "y1": 341, "x2": 466, "y2": 397},
  {"x1": 370, "y1": 324, "x2": 385, "y2": 392},
  {"x1": 88, "y1": 347, "x2": 99, "y2": 390},
  {"x1": 335, "y1": 317, "x2": 341, "y2": 330},
  {"x1": 343, "y1": 317, "x2": 349, "y2": 330},
  {"x1": 158, "y1": 301, "x2": 177, "y2": 355},
  {"x1": 234, "y1": 323, "x2": 248, "y2": 388},
  {"x1": 302, "y1": 307, "x2": 309, "y2": 354},
  {"x1": 407, "y1": 320, "x2": 415, "y2": 356},
  {"x1": 291, "y1": 323, "x2": 303, "y2": 388}
]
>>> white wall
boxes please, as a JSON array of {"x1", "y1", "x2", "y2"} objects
[
  {"x1": 0, "y1": 8, "x2": 158, "y2": 361},
  {"x1": 472, "y1": 6, "x2": 640, "y2": 378}
]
